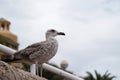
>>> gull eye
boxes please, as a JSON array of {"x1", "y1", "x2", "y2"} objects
[{"x1": 51, "y1": 29, "x2": 55, "y2": 32}]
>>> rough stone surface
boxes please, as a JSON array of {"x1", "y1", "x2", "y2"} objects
[{"x1": 0, "y1": 61, "x2": 47, "y2": 80}]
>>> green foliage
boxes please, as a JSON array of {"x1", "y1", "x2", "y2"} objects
[
  {"x1": 23, "y1": 63, "x2": 30, "y2": 72},
  {"x1": 83, "y1": 70, "x2": 116, "y2": 80},
  {"x1": 84, "y1": 72, "x2": 95, "y2": 80},
  {"x1": 0, "y1": 35, "x2": 7, "y2": 45},
  {"x1": 43, "y1": 69, "x2": 64, "y2": 80}
]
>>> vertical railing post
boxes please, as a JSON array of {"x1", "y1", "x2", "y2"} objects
[{"x1": 30, "y1": 64, "x2": 36, "y2": 75}]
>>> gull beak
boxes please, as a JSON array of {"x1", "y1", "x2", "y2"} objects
[{"x1": 57, "y1": 32, "x2": 65, "y2": 36}]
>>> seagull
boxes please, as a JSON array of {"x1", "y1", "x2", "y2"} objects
[{"x1": 3, "y1": 29, "x2": 65, "y2": 76}]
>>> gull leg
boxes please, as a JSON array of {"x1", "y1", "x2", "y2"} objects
[
  {"x1": 40, "y1": 64, "x2": 43, "y2": 77},
  {"x1": 36, "y1": 62, "x2": 39, "y2": 75}
]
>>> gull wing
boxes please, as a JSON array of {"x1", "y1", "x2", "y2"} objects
[{"x1": 14, "y1": 41, "x2": 52, "y2": 60}]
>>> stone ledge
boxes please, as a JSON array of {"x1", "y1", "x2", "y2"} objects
[{"x1": 0, "y1": 60, "x2": 47, "y2": 80}]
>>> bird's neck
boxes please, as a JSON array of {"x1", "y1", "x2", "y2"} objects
[{"x1": 46, "y1": 36, "x2": 57, "y2": 41}]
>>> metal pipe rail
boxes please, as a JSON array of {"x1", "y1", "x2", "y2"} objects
[{"x1": 0, "y1": 44, "x2": 83, "y2": 80}]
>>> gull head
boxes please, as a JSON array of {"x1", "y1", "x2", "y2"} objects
[{"x1": 46, "y1": 29, "x2": 65, "y2": 39}]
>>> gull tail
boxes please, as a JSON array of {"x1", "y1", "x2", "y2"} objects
[{"x1": 2, "y1": 58, "x2": 21, "y2": 63}]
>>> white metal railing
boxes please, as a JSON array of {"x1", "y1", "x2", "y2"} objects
[{"x1": 0, "y1": 44, "x2": 83, "y2": 80}]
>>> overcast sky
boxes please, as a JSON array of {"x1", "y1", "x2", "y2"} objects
[{"x1": 0, "y1": 0, "x2": 120, "y2": 79}]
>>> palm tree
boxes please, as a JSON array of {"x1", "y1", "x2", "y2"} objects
[{"x1": 83, "y1": 70, "x2": 116, "y2": 80}]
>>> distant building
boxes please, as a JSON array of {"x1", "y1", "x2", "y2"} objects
[
  {"x1": 0, "y1": 18, "x2": 19, "y2": 48},
  {"x1": 0, "y1": 18, "x2": 23, "y2": 68}
]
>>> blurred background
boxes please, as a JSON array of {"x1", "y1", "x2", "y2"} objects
[{"x1": 0, "y1": 0, "x2": 120, "y2": 80}]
